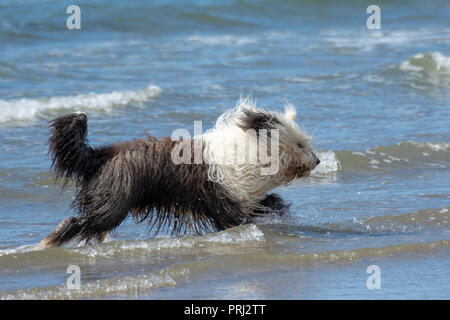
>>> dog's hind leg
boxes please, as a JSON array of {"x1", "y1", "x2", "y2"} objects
[
  {"x1": 40, "y1": 203, "x2": 130, "y2": 247},
  {"x1": 40, "y1": 216, "x2": 84, "y2": 248}
]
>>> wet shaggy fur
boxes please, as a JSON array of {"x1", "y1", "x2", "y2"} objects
[{"x1": 41, "y1": 102, "x2": 319, "y2": 247}]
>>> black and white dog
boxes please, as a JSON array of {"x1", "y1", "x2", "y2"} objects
[{"x1": 41, "y1": 98, "x2": 319, "y2": 247}]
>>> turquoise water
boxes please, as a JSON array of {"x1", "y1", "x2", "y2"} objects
[{"x1": 0, "y1": 0, "x2": 449, "y2": 299}]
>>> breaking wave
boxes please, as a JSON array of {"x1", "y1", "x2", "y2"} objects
[
  {"x1": 1, "y1": 238, "x2": 448, "y2": 299},
  {"x1": 0, "y1": 224, "x2": 264, "y2": 260},
  {"x1": 398, "y1": 52, "x2": 450, "y2": 87},
  {"x1": 0, "y1": 85, "x2": 162, "y2": 124},
  {"x1": 324, "y1": 29, "x2": 444, "y2": 52},
  {"x1": 72, "y1": 224, "x2": 264, "y2": 258}
]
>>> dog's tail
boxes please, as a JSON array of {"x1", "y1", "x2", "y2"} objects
[
  {"x1": 43, "y1": 112, "x2": 121, "y2": 247},
  {"x1": 48, "y1": 112, "x2": 99, "y2": 185}
]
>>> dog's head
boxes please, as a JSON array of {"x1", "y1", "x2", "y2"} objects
[
  {"x1": 202, "y1": 97, "x2": 319, "y2": 207},
  {"x1": 234, "y1": 97, "x2": 320, "y2": 183}
]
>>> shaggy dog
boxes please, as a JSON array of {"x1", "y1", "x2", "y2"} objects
[{"x1": 40, "y1": 98, "x2": 320, "y2": 247}]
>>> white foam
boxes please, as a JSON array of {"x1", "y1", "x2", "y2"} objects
[
  {"x1": 72, "y1": 224, "x2": 264, "y2": 258},
  {"x1": 324, "y1": 29, "x2": 443, "y2": 52},
  {"x1": 405, "y1": 141, "x2": 450, "y2": 153},
  {"x1": 311, "y1": 150, "x2": 341, "y2": 175},
  {"x1": 0, "y1": 85, "x2": 162, "y2": 123},
  {"x1": 187, "y1": 34, "x2": 256, "y2": 46},
  {"x1": 0, "y1": 266, "x2": 189, "y2": 299},
  {"x1": 202, "y1": 224, "x2": 264, "y2": 244},
  {"x1": 0, "y1": 244, "x2": 42, "y2": 257},
  {"x1": 399, "y1": 61, "x2": 423, "y2": 72},
  {"x1": 399, "y1": 52, "x2": 450, "y2": 74},
  {"x1": 424, "y1": 142, "x2": 450, "y2": 152},
  {"x1": 73, "y1": 237, "x2": 196, "y2": 258}
]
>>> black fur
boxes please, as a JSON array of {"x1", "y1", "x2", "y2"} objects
[
  {"x1": 236, "y1": 108, "x2": 281, "y2": 135},
  {"x1": 42, "y1": 113, "x2": 288, "y2": 247}
]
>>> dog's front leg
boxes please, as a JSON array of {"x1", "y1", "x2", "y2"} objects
[{"x1": 256, "y1": 193, "x2": 290, "y2": 216}]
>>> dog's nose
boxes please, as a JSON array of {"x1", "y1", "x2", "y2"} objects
[{"x1": 316, "y1": 158, "x2": 320, "y2": 165}]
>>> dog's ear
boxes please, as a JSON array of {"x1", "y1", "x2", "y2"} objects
[
  {"x1": 237, "y1": 109, "x2": 280, "y2": 132},
  {"x1": 284, "y1": 104, "x2": 297, "y2": 121}
]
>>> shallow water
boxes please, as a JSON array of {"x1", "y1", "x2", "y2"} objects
[{"x1": 0, "y1": 0, "x2": 449, "y2": 299}]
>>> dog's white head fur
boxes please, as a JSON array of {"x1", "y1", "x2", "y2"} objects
[{"x1": 202, "y1": 97, "x2": 319, "y2": 213}]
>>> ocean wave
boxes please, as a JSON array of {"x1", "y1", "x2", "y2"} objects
[
  {"x1": 187, "y1": 34, "x2": 256, "y2": 46},
  {"x1": 398, "y1": 51, "x2": 450, "y2": 87},
  {"x1": 0, "y1": 244, "x2": 42, "y2": 258},
  {"x1": 0, "y1": 224, "x2": 264, "y2": 262},
  {"x1": 278, "y1": 240, "x2": 450, "y2": 265},
  {"x1": 0, "y1": 264, "x2": 190, "y2": 300},
  {"x1": 74, "y1": 224, "x2": 264, "y2": 258},
  {"x1": 0, "y1": 85, "x2": 162, "y2": 124},
  {"x1": 399, "y1": 52, "x2": 450, "y2": 73},
  {"x1": 324, "y1": 29, "x2": 446, "y2": 53},
  {"x1": 1, "y1": 239, "x2": 448, "y2": 299},
  {"x1": 322, "y1": 207, "x2": 450, "y2": 234},
  {"x1": 335, "y1": 141, "x2": 449, "y2": 172}
]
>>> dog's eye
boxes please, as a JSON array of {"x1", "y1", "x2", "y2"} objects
[{"x1": 297, "y1": 143, "x2": 303, "y2": 149}]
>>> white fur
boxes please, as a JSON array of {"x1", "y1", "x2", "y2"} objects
[{"x1": 201, "y1": 97, "x2": 317, "y2": 213}]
